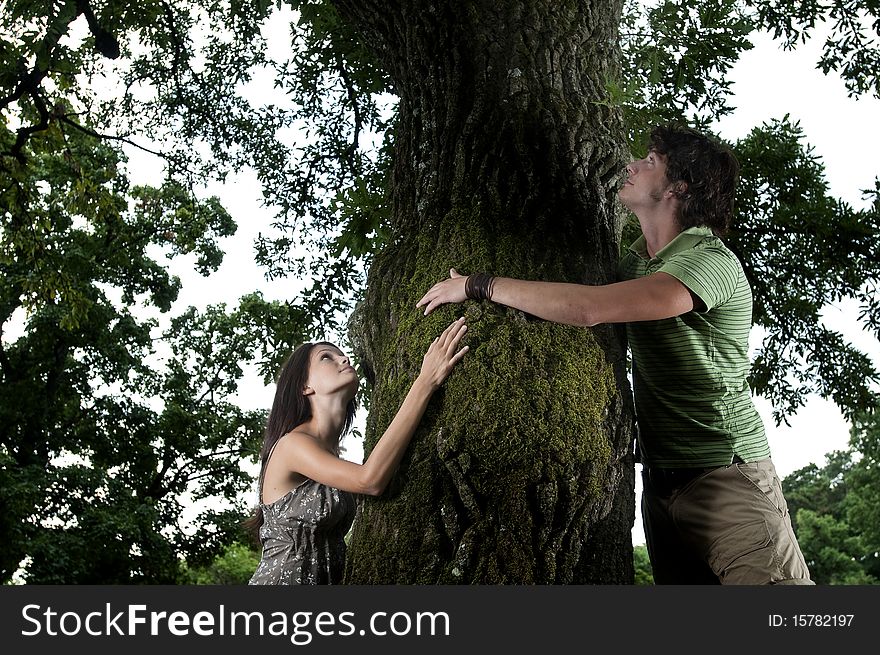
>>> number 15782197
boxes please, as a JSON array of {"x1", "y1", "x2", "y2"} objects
[{"x1": 768, "y1": 614, "x2": 854, "y2": 628}]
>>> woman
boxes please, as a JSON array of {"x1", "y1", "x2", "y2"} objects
[{"x1": 247, "y1": 317, "x2": 469, "y2": 584}]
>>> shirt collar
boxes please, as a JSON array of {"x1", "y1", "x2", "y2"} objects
[{"x1": 628, "y1": 226, "x2": 715, "y2": 262}]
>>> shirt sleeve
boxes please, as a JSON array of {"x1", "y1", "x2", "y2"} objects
[{"x1": 658, "y1": 243, "x2": 741, "y2": 311}]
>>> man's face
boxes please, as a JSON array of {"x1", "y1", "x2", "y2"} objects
[{"x1": 618, "y1": 149, "x2": 674, "y2": 212}]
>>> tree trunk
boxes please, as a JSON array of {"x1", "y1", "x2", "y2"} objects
[{"x1": 337, "y1": 0, "x2": 635, "y2": 583}]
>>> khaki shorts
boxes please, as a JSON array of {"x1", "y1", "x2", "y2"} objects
[{"x1": 642, "y1": 458, "x2": 813, "y2": 585}]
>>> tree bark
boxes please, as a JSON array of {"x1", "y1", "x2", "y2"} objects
[{"x1": 337, "y1": 0, "x2": 635, "y2": 583}]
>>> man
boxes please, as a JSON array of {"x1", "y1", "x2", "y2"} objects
[{"x1": 416, "y1": 123, "x2": 812, "y2": 585}]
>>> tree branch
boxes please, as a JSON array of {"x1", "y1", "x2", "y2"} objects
[
  {"x1": 77, "y1": 0, "x2": 120, "y2": 59},
  {"x1": 2, "y1": 0, "x2": 120, "y2": 159},
  {"x1": 335, "y1": 56, "x2": 363, "y2": 170},
  {"x1": 58, "y1": 115, "x2": 168, "y2": 158},
  {"x1": 7, "y1": 91, "x2": 50, "y2": 164}
]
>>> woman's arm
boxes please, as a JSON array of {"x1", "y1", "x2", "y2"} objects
[{"x1": 277, "y1": 317, "x2": 469, "y2": 496}]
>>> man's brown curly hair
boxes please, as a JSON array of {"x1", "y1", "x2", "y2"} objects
[{"x1": 649, "y1": 124, "x2": 740, "y2": 235}]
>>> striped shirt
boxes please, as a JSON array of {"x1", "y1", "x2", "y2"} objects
[{"x1": 618, "y1": 226, "x2": 770, "y2": 468}]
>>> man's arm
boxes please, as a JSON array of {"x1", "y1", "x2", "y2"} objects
[{"x1": 416, "y1": 268, "x2": 695, "y2": 326}]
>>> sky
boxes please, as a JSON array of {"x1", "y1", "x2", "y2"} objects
[{"x1": 62, "y1": 8, "x2": 880, "y2": 546}]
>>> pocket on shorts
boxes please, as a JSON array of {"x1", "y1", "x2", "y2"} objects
[
  {"x1": 733, "y1": 461, "x2": 787, "y2": 517},
  {"x1": 707, "y1": 520, "x2": 778, "y2": 584}
]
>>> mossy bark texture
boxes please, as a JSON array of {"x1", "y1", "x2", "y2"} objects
[{"x1": 336, "y1": 0, "x2": 636, "y2": 583}]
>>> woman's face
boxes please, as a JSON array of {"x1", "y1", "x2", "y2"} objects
[{"x1": 304, "y1": 344, "x2": 359, "y2": 399}]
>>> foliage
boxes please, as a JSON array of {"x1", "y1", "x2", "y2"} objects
[
  {"x1": 745, "y1": 0, "x2": 880, "y2": 98},
  {"x1": 618, "y1": 0, "x2": 880, "y2": 149},
  {"x1": 0, "y1": 1, "x2": 316, "y2": 583},
  {"x1": 730, "y1": 118, "x2": 880, "y2": 424},
  {"x1": 781, "y1": 411, "x2": 880, "y2": 585},
  {"x1": 633, "y1": 544, "x2": 655, "y2": 585},
  {"x1": 251, "y1": 1, "x2": 394, "y2": 336},
  {"x1": 845, "y1": 414, "x2": 880, "y2": 579},
  {"x1": 0, "y1": 199, "x2": 306, "y2": 582},
  {"x1": 783, "y1": 450, "x2": 852, "y2": 534},
  {"x1": 617, "y1": 0, "x2": 755, "y2": 148},
  {"x1": 794, "y1": 509, "x2": 876, "y2": 585},
  {"x1": 182, "y1": 541, "x2": 260, "y2": 584}
]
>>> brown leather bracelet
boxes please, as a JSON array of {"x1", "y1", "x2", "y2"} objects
[{"x1": 465, "y1": 272, "x2": 496, "y2": 301}]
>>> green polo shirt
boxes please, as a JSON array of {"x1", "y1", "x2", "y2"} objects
[{"x1": 617, "y1": 226, "x2": 770, "y2": 468}]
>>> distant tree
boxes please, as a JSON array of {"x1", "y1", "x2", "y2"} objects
[
  {"x1": 781, "y1": 411, "x2": 880, "y2": 585},
  {"x1": 793, "y1": 510, "x2": 876, "y2": 585},
  {"x1": 783, "y1": 450, "x2": 852, "y2": 535},
  {"x1": 841, "y1": 411, "x2": 880, "y2": 580},
  {"x1": 183, "y1": 542, "x2": 261, "y2": 585},
  {"x1": 633, "y1": 544, "x2": 654, "y2": 585}
]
